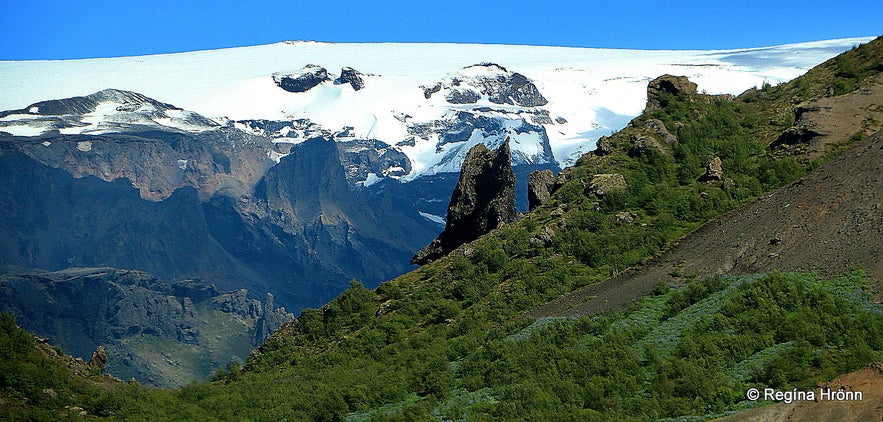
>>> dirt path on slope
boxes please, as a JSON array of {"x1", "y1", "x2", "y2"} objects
[
  {"x1": 528, "y1": 96, "x2": 883, "y2": 319},
  {"x1": 714, "y1": 363, "x2": 883, "y2": 422}
]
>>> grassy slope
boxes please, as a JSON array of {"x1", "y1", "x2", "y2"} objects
[{"x1": 2, "y1": 36, "x2": 882, "y2": 420}]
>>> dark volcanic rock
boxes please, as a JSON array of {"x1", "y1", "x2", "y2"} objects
[
  {"x1": 445, "y1": 88, "x2": 482, "y2": 104},
  {"x1": 337, "y1": 67, "x2": 365, "y2": 91},
  {"x1": 273, "y1": 65, "x2": 331, "y2": 93},
  {"x1": 527, "y1": 169, "x2": 555, "y2": 211},
  {"x1": 646, "y1": 75, "x2": 698, "y2": 111},
  {"x1": 432, "y1": 63, "x2": 548, "y2": 107},
  {"x1": 411, "y1": 139, "x2": 517, "y2": 265},
  {"x1": 336, "y1": 138, "x2": 413, "y2": 184}
]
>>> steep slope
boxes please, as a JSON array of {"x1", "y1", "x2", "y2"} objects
[{"x1": 530, "y1": 100, "x2": 883, "y2": 319}]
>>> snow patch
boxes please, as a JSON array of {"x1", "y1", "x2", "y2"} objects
[
  {"x1": 418, "y1": 211, "x2": 446, "y2": 226},
  {"x1": 29, "y1": 106, "x2": 39, "y2": 113},
  {"x1": 361, "y1": 172, "x2": 382, "y2": 187},
  {"x1": 177, "y1": 159, "x2": 188, "y2": 170},
  {"x1": 76, "y1": 141, "x2": 93, "y2": 152},
  {"x1": 267, "y1": 150, "x2": 289, "y2": 163}
]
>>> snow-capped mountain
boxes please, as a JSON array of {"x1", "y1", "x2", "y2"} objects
[{"x1": 0, "y1": 38, "x2": 872, "y2": 182}]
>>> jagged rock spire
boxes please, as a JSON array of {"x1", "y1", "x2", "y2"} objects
[{"x1": 411, "y1": 138, "x2": 517, "y2": 265}]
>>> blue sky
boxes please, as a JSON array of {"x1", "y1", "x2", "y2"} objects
[{"x1": 0, "y1": 0, "x2": 879, "y2": 60}]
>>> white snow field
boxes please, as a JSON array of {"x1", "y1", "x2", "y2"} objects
[{"x1": 0, "y1": 38, "x2": 873, "y2": 174}]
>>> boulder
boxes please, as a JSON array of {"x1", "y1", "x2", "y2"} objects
[
  {"x1": 629, "y1": 136, "x2": 667, "y2": 157},
  {"x1": 527, "y1": 169, "x2": 555, "y2": 211},
  {"x1": 643, "y1": 119, "x2": 678, "y2": 145},
  {"x1": 411, "y1": 138, "x2": 516, "y2": 265},
  {"x1": 700, "y1": 156, "x2": 724, "y2": 181},
  {"x1": 646, "y1": 75, "x2": 698, "y2": 111},
  {"x1": 587, "y1": 173, "x2": 628, "y2": 196},
  {"x1": 273, "y1": 65, "x2": 331, "y2": 93}
]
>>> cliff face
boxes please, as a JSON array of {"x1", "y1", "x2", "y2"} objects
[
  {"x1": 0, "y1": 267, "x2": 293, "y2": 387},
  {"x1": 411, "y1": 139, "x2": 517, "y2": 265}
]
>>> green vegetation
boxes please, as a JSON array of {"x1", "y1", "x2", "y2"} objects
[
  {"x1": 2, "y1": 36, "x2": 881, "y2": 421},
  {"x1": 6, "y1": 271, "x2": 876, "y2": 420}
]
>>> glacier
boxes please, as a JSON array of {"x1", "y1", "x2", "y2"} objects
[{"x1": 0, "y1": 38, "x2": 873, "y2": 179}]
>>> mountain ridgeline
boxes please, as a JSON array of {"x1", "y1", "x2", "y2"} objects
[{"x1": 2, "y1": 36, "x2": 883, "y2": 419}]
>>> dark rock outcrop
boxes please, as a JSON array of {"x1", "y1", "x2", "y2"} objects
[
  {"x1": 646, "y1": 75, "x2": 698, "y2": 111},
  {"x1": 428, "y1": 63, "x2": 548, "y2": 107},
  {"x1": 336, "y1": 138, "x2": 413, "y2": 184},
  {"x1": 527, "y1": 169, "x2": 555, "y2": 211},
  {"x1": 88, "y1": 346, "x2": 107, "y2": 373},
  {"x1": 337, "y1": 67, "x2": 365, "y2": 91},
  {"x1": 411, "y1": 139, "x2": 517, "y2": 265},
  {"x1": 445, "y1": 88, "x2": 482, "y2": 104},
  {"x1": 594, "y1": 136, "x2": 614, "y2": 156},
  {"x1": 273, "y1": 65, "x2": 331, "y2": 93}
]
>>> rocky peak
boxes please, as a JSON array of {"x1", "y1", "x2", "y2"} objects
[
  {"x1": 0, "y1": 88, "x2": 179, "y2": 118},
  {"x1": 411, "y1": 138, "x2": 517, "y2": 265},
  {"x1": 424, "y1": 63, "x2": 548, "y2": 107},
  {"x1": 645, "y1": 75, "x2": 698, "y2": 111}
]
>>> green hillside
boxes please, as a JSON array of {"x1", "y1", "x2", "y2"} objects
[{"x1": 2, "y1": 36, "x2": 882, "y2": 420}]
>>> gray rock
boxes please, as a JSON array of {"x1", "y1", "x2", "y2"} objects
[
  {"x1": 445, "y1": 88, "x2": 481, "y2": 104},
  {"x1": 527, "y1": 169, "x2": 555, "y2": 211},
  {"x1": 700, "y1": 156, "x2": 724, "y2": 181},
  {"x1": 587, "y1": 174, "x2": 628, "y2": 196},
  {"x1": 422, "y1": 83, "x2": 442, "y2": 99},
  {"x1": 643, "y1": 119, "x2": 678, "y2": 145},
  {"x1": 594, "y1": 136, "x2": 614, "y2": 156},
  {"x1": 615, "y1": 211, "x2": 636, "y2": 224},
  {"x1": 89, "y1": 345, "x2": 107, "y2": 373},
  {"x1": 629, "y1": 136, "x2": 667, "y2": 157}
]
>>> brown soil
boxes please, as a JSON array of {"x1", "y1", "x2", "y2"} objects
[
  {"x1": 714, "y1": 362, "x2": 883, "y2": 422},
  {"x1": 528, "y1": 77, "x2": 883, "y2": 319}
]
